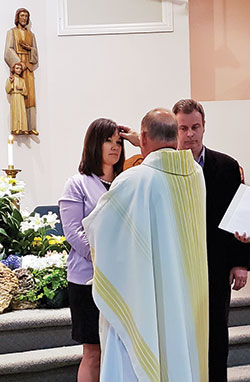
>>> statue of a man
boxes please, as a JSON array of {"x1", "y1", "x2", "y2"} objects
[{"x1": 5, "y1": 8, "x2": 39, "y2": 135}]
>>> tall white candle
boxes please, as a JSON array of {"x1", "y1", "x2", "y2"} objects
[{"x1": 8, "y1": 134, "x2": 14, "y2": 167}]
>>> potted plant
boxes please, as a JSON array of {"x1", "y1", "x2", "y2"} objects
[
  {"x1": 18, "y1": 253, "x2": 69, "y2": 309},
  {"x1": 0, "y1": 196, "x2": 70, "y2": 259}
]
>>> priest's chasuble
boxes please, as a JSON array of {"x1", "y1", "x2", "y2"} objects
[{"x1": 83, "y1": 148, "x2": 208, "y2": 382}]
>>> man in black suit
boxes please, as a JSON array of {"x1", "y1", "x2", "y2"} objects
[{"x1": 172, "y1": 99, "x2": 249, "y2": 382}]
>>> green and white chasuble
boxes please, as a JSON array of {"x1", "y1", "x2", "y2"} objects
[{"x1": 83, "y1": 148, "x2": 209, "y2": 382}]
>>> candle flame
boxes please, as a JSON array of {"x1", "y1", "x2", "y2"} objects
[{"x1": 8, "y1": 134, "x2": 14, "y2": 144}]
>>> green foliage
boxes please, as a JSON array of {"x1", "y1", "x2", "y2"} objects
[
  {"x1": 0, "y1": 196, "x2": 70, "y2": 309},
  {"x1": 17, "y1": 289, "x2": 43, "y2": 303},
  {"x1": 17, "y1": 266, "x2": 68, "y2": 303},
  {"x1": 31, "y1": 235, "x2": 71, "y2": 257},
  {"x1": 0, "y1": 197, "x2": 23, "y2": 257},
  {"x1": 0, "y1": 196, "x2": 70, "y2": 257}
]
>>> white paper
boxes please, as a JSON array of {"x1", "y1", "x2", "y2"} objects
[{"x1": 219, "y1": 183, "x2": 250, "y2": 236}]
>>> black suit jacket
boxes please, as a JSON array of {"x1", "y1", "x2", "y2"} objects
[{"x1": 203, "y1": 147, "x2": 249, "y2": 282}]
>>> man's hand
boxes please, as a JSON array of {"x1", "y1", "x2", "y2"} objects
[
  {"x1": 230, "y1": 266, "x2": 248, "y2": 290},
  {"x1": 119, "y1": 126, "x2": 140, "y2": 147},
  {"x1": 235, "y1": 232, "x2": 250, "y2": 243},
  {"x1": 20, "y1": 41, "x2": 31, "y2": 51}
]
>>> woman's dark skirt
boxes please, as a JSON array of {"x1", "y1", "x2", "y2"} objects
[{"x1": 68, "y1": 282, "x2": 100, "y2": 344}]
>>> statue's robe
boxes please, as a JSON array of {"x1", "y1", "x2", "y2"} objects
[
  {"x1": 6, "y1": 75, "x2": 28, "y2": 134},
  {"x1": 5, "y1": 27, "x2": 38, "y2": 132}
]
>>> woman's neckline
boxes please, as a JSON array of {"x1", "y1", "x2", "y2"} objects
[{"x1": 98, "y1": 177, "x2": 112, "y2": 186}]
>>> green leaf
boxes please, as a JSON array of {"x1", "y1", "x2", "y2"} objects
[
  {"x1": 12, "y1": 208, "x2": 23, "y2": 223},
  {"x1": 0, "y1": 228, "x2": 9, "y2": 238},
  {"x1": 43, "y1": 287, "x2": 55, "y2": 299}
]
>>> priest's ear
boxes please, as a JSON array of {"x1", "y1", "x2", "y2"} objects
[
  {"x1": 140, "y1": 129, "x2": 148, "y2": 147},
  {"x1": 140, "y1": 129, "x2": 151, "y2": 158}
]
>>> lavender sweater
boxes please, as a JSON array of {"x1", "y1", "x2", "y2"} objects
[{"x1": 59, "y1": 173, "x2": 106, "y2": 285}]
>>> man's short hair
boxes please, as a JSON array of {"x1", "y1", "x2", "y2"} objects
[
  {"x1": 172, "y1": 99, "x2": 205, "y2": 124},
  {"x1": 141, "y1": 108, "x2": 178, "y2": 142}
]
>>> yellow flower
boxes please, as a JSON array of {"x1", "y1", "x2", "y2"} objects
[
  {"x1": 57, "y1": 236, "x2": 66, "y2": 244},
  {"x1": 8, "y1": 179, "x2": 16, "y2": 185},
  {"x1": 46, "y1": 235, "x2": 66, "y2": 245},
  {"x1": 32, "y1": 237, "x2": 42, "y2": 246},
  {"x1": 49, "y1": 239, "x2": 56, "y2": 245}
]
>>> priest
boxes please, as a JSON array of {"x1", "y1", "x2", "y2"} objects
[{"x1": 83, "y1": 108, "x2": 209, "y2": 382}]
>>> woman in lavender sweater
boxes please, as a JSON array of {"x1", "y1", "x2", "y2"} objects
[{"x1": 59, "y1": 118, "x2": 124, "y2": 382}]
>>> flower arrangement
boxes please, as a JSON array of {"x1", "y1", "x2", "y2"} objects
[
  {"x1": 2, "y1": 252, "x2": 69, "y2": 309},
  {"x1": 0, "y1": 179, "x2": 70, "y2": 311},
  {"x1": 14, "y1": 252, "x2": 68, "y2": 308},
  {"x1": 0, "y1": 198, "x2": 70, "y2": 258}
]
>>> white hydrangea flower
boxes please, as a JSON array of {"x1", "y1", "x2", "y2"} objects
[
  {"x1": 21, "y1": 255, "x2": 43, "y2": 269},
  {"x1": 45, "y1": 251, "x2": 67, "y2": 267},
  {"x1": 21, "y1": 252, "x2": 67, "y2": 270}
]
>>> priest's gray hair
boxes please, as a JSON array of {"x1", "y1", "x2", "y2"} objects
[{"x1": 141, "y1": 108, "x2": 178, "y2": 142}]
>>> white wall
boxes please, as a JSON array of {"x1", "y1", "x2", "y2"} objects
[
  {"x1": 0, "y1": 1, "x2": 190, "y2": 211},
  {"x1": 203, "y1": 100, "x2": 250, "y2": 184}
]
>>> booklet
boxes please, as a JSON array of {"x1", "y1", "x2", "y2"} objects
[{"x1": 219, "y1": 183, "x2": 250, "y2": 236}]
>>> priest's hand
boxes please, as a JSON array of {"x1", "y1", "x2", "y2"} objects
[
  {"x1": 119, "y1": 126, "x2": 140, "y2": 147},
  {"x1": 230, "y1": 266, "x2": 248, "y2": 290}
]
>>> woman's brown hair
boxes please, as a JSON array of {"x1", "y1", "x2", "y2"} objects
[{"x1": 79, "y1": 118, "x2": 125, "y2": 176}]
